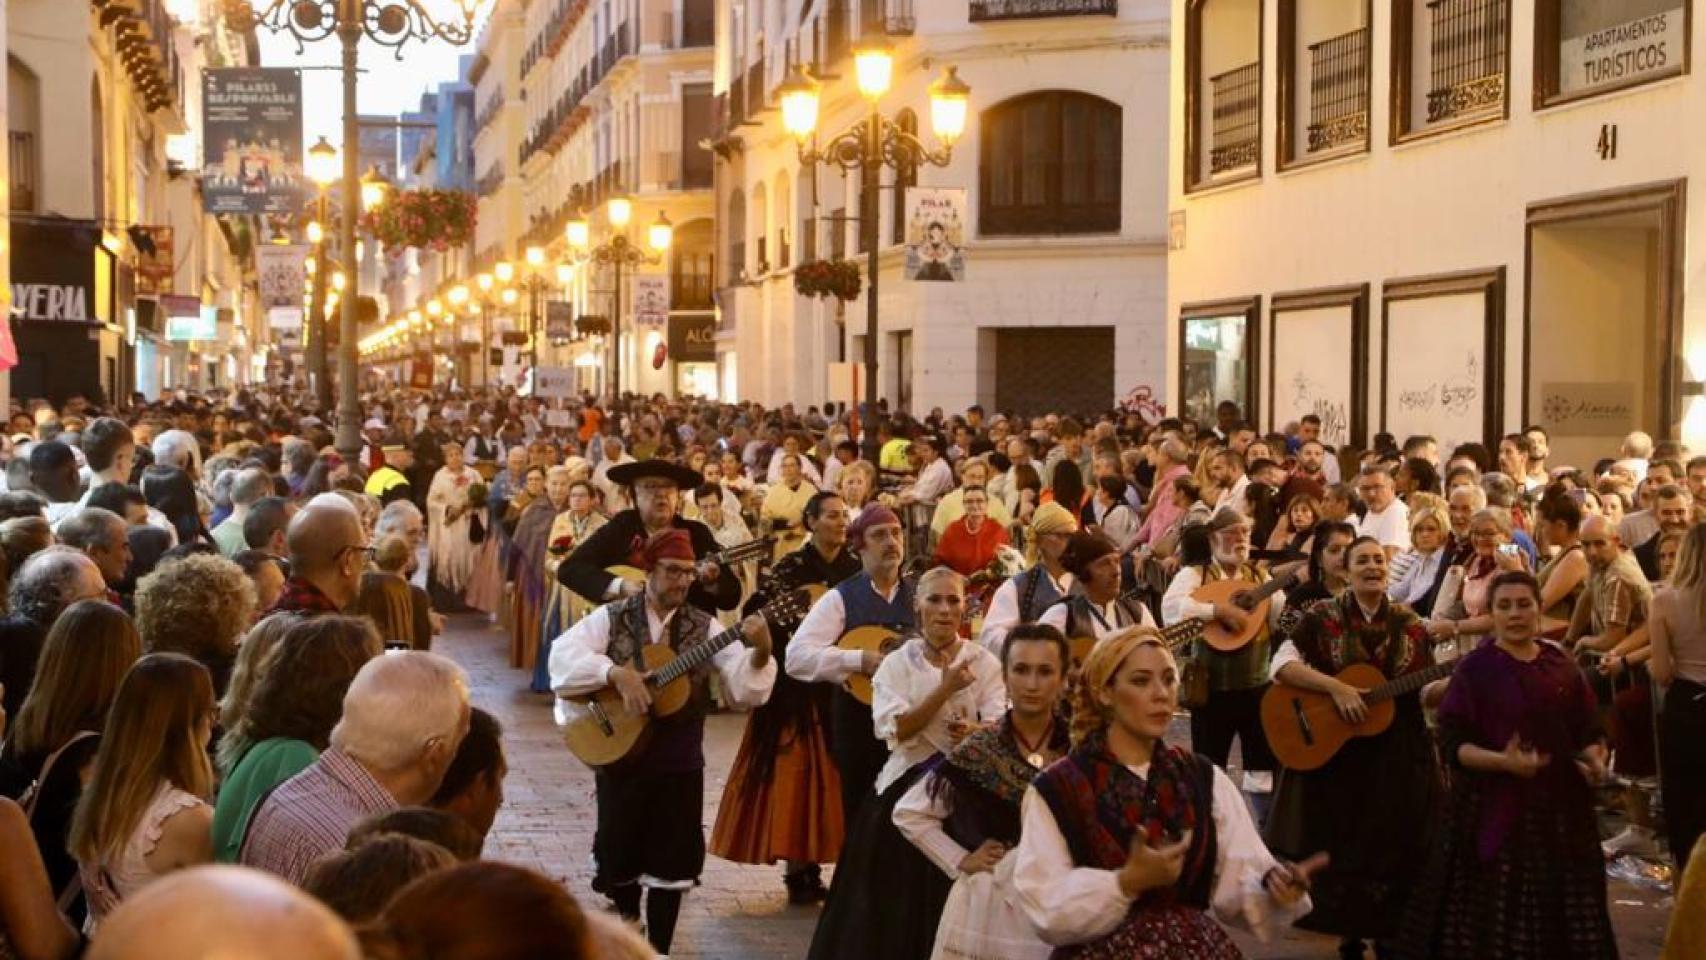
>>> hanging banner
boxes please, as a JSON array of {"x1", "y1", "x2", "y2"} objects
[
  {"x1": 904, "y1": 187, "x2": 967, "y2": 282},
  {"x1": 134, "y1": 226, "x2": 176, "y2": 296},
  {"x1": 545, "y1": 300, "x2": 574, "y2": 340},
  {"x1": 256, "y1": 244, "x2": 309, "y2": 329},
  {"x1": 202, "y1": 68, "x2": 305, "y2": 215},
  {"x1": 410, "y1": 353, "x2": 434, "y2": 389},
  {"x1": 633, "y1": 275, "x2": 670, "y2": 329},
  {"x1": 668, "y1": 314, "x2": 716, "y2": 363}
]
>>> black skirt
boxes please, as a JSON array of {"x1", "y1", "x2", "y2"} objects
[
  {"x1": 1265, "y1": 697, "x2": 1441, "y2": 939},
  {"x1": 806, "y1": 761, "x2": 953, "y2": 960},
  {"x1": 591, "y1": 768, "x2": 705, "y2": 892},
  {"x1": 1391, "y1": 765, "x2": 1616, "y2": 959}
]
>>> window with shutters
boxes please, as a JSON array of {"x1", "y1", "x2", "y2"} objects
[{"x1": 979, "y1": 91, "x2": 1121, "y2": 236}]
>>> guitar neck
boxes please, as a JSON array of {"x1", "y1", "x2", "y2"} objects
[
  {"x1": 1365, "y1": 660, "x2": 1455, "y2": 704},
  {"x1": 1238, "y1": 572, "x2": 1297, "y2": 609},
  {"x1": 1160, "y1": 620, "x2": 1201, "y2": 651},
  {"x1": 651, "y1": 623, "x2": 746, "y2": 687}
]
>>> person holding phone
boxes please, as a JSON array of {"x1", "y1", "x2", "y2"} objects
[{"x1": 1426, "y1": 508, "x2": 1527, "y2": 659}]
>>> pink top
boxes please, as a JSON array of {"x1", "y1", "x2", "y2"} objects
[{"x1": 1134, "y1": 463, "x2": 1190, "y2": 546}]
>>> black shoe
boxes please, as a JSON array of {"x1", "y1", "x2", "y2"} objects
[{"x1": 784, "y1": 867, "x2": 828, "y2": 905}]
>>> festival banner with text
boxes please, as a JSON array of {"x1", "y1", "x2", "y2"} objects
[{"x1": 202, "y1": 68, "x2": 304, "y2": 215}]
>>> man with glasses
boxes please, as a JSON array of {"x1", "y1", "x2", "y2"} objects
[
  {"x1": 550, "y1": 528, "x2": 775, "y2": 957},
  {"x1": 558, "y1": 460, "x2": 741, "y2": 615},
  {"x1": 975, "y1": 501, "x2": 1078, "y2": 655},
  {"x1": 269, "y1": 503, "x2": 369, "y2": 616},
  {"x1": 1353, "y1": 464, "x2": 1410, "y2": 561}
]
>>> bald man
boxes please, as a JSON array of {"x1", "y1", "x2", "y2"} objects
[
  {"x1": 268, "y1": 504, "x2": 368, "y2": 616},
  {"x1": 88, "y1": 865, "x2": 359, "y2": 960}
]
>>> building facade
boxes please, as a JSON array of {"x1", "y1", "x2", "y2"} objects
[
  {"x1": 1167, "y1": 0, "x2": 1702, "y2": 466},
  {"x1": 712, "y1": 0, "x2": 1169, "y2": 415},
  {"x1": 448, "y1": 0, "x2": 716, "y2": 399},
  {"x1": 8, "y1": 0, "x2": 258, "y2": 406}
]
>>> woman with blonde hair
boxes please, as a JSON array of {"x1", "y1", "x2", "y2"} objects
[
  {"x1": 1012, "y1": 628, "x2": 1319, "y2": 957},
  {"x1": 70, "y1": 653, "x2": 217, "y2": 930},
  {"x1": 0, "y1": 600, "x2": 141, "y2": 915},
  {"x1": 1387, "y1": 505, "x2": 1452, "y2": 616},
  {"x1": 837, "y1": 459, "x2": 879, "y2": 522},
  {"x1": 1650, "y1": 522, "x2": 1706, "y2": 876},
  {"x1": 217, "y1": 613, "x2": 300, "y2": 732}
]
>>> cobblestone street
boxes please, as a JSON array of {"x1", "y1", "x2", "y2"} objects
[{"x1": 440, "y1": 614, "x2": 1672, "y2": 959}]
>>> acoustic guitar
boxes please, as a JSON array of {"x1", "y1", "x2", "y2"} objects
[
  {"x1": 1261, "y1": 659, "x2": 1456, "y2": 771},
  {"x1": 605, "y1": 536, "x2": 776, "y2": 587},
  {"x1": 558, "y1": 588, "x2": 812, "y2": 768},
  {"x1": 1067, "y1": 618, "x2": 1204, "y2": 672},
  {"x1": 1190, "y1": 564, "x2": 1304, "y2": 652}
]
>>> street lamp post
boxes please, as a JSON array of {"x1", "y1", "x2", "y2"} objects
[
  {"x1": 221, "y1": 0, "x2": 483, "y2": 462},
  {"x1": 304, "y1": 135, "x2": 338, "y2": 410},
  {"x1": 777, "y1": 40, "x2": 969, "y2": 466},
  {"x1": 564, "y1": 198, "x2": 672, "y2": 402}
]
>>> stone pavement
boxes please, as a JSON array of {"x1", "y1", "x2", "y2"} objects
[{"x1": 438, "y1": 614, "x2": 1672, "y2": 959}]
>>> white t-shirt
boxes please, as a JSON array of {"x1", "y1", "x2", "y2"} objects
[{"x1": 1355, "y1": 500, "x2": 1412, "y2": 551}]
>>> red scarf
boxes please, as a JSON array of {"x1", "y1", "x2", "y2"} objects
[{"x1": 268, "y1": 577, "x2": 343, "y2": 616}]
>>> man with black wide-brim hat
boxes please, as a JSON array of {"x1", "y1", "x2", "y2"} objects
[{"x1": 557, "y1": 458, "x2": 741, "y2": 614}]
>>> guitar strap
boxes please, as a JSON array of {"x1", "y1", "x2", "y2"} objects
[{"x1": 1019, "y1": 568, "x2": 1043, "y2": 624}]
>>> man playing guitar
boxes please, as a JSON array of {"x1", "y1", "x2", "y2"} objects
[
  {"x1": 548, "y1": 529, "x2": 775, "y2": 957},
  {"x1": 788, "y1": 504, "x2": 914, "y2": 823},
  {"x1": 1162, "y1": 508, "x2": 1287, "y2": 802},
  {"x1": 558, "y1": 459, "x2": 742, "y2": 614},
  {"x1": 1038, "y1": 531, "x2": 1157, "y2": 645}
]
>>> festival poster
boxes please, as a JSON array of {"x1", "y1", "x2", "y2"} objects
[
  {"x1": 202, "y1": 69, "x2": 305, "y2": 215},
  {"x1": 633, "y1": 275, "x2": 670, "y2": 329},
  {"x1": 256, "y1": 244, "x2": 309, "y2": 329},
  {"x1": 134, "y1": 226, "x2": 175, "y2": 296},
  {"x1": 904, "y1": 187, "x2": 967, "y2": 283}
]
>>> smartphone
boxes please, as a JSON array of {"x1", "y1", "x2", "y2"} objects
[{"x1": 1497, "y1": 543, "x2": 1521, "y2": 558}]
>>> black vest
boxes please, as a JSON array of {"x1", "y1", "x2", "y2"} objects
[{"x1": 606, "y1": 594, "x2": 718, "y2": 774}]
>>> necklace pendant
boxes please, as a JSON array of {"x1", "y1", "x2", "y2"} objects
[{"x1": 1027, "y1": 752, "x2": 1045, "y2": 769}]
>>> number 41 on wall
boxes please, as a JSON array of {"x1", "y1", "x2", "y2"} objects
[{"x1": 1597, "y1": 124, "x2": 1618, "y2": 160}]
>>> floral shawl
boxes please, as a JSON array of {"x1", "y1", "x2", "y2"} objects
[
  {"x1": 1293, "y1": 593, "x2": 1432, "y2": 678},
  {"x1": 930, "y1": 712, "x2": 1070, "y2": 848}
]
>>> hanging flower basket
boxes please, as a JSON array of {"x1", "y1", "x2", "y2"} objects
[
  {"x1": 362, "y1": 189, "x2": 477, "y2": 253},
  {"x1": 794, "y1": 258, "x2": 863, "y2": 302}
]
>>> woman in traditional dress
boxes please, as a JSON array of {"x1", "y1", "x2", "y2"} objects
[
  {"x1": 1011, "y1": 628, "x2": 1319, "y2": 959},
  {"x1": 1276, "y1": 521, "x2": 1356, "y2": 645},
  {"x1": 806, "y1": 566, "x2": 1008, "y2": 960},
  {"x1": 711, "y1": 491, "x2": 859, "y2": 904},
  {"x1": 466, "y1": 448, "x2": 529, "y2": 617},
  {"x1": 531, "y1": 475, "x2": 604, "y2": 693},
  {"x1": 504, "y1": 466, "x2": 550, "y2": 671},
  {"x1": 1394, "y1": 571, "x2": 1616, "y2": 960},
  {"x1": 1266, "y1": 537, "x2": 1442, "y2": 960},
  {"x1": 894, "y1": 623, "x2": 1072, "y2": 960},
  {"x1": 426, "y1": 441, "x2": 481, "y2": 606}
]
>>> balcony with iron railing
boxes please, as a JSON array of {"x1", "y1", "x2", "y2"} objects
[
  {"x1": 650, "y1": 5, "x2": 715, "y2": 48},
  {"x1": 862, "y1": 0, "x2": 915, "y2": 35},
  {"x1": 673, "y1": 257, "x2": 716, "y2": 310},
  {"x1": 474, "y1": 91, "x2": 506, "y2": 138},
  {"x1": 746, "y1": 59, "x2": 767, "y2": 119},
  {"x1": 1425, "y1": 0, "x2": 1507, "y2": 123},
  {"x1": 1208, "y1": 61, "x2": 1260, "y2": 175},
  {"x1": 1306, "y1": 26, "x2": 1369, "y2": 153},
  {"x1": 970, "y1": 0, "x2": 1116, "y2": 20},
  {"x1": 104, "y1": 0, "x2": 185, "y2": 126},
  {"x1": 475, "y1": 162, "x2": 506, "y2": 198},
  {"x1": 10, "y1": 131, "x2": 35, "y2": 213}
]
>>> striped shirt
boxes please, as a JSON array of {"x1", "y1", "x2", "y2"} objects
[{"x1": 238, "y1": 747, "x2": 397, "y2": 885}]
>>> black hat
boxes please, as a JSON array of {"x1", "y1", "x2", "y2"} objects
[
  {"x1": 606, "y1": 459, "x2": 703, "y2": 489},
  {"x1": 1061, "y1": 531, "x2": 1119, "y2": 578}
]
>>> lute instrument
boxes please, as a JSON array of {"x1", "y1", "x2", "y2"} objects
[
  {"x1": 837, "y1": 625, "x2": 910, "y2": 706},
  {"x1": 605, "y1": 536, "x2": 776, "y2": 587},
  {"x1": 558, "y1": 588, "x2": 812, "y2": 768},
  {"x1": 1190, "y1": 564, "x2": 1304, "y2": 652},
  {"x1": 1261, "y1": 659, "x2": 1456, "y2": 771}
]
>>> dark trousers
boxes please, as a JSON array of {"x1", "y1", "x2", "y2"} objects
[
  {"x1": 1191, "y1": 684, "x2": 1275, "y2": 772},
  {"x1": 1661, "y1": 678, "x2": 1706, "y2": 875},
  {"x1": 828, "y1": 688, "x2": 888, "y2": 824}
]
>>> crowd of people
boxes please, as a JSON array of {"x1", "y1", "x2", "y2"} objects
[{"x1": 0, "y1": 384, "x2": 1702, "y2": 959}]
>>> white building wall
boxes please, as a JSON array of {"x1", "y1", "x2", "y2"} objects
[{"x1": 1168, "y1": 0, "x2": 1706, "y2": 453}]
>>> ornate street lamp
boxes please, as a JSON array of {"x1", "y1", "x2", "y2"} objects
[
  {"x1": 304, "y1": 135, "x2": 339, "y2": 409},
  {"x1": 778, "y1": 43, "x2": 969, "y2": 465},
  {"x1": 221, "y1": 0, "x2": 485, "y2": 462},
  {"x1": 564, "y1": 198, "x2": 672, "y2": 401}
]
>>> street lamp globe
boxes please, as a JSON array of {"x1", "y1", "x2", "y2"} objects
[
  {"x1": 929, "y1": 66, "x2": 972, "y2": 146},
  {"x1": 476, "y1": 272, "x2": 494, "y2": 292},
  {"x1": 495, "y1": 260, "x2": 516, "y2": 284},
  {"x1": 556, "y1": 263, "x2": 575, "y2": 286},
  {"x1": 608, "y1": 196, "x2": 633, "y2": 230},
  {"x1": 306, "y1": 221, "x2": 325, "y2": 244},
  {"x1": 427, "y1": 298, "x2": 443, "y2": 318},
  {"x1": 648, "y1": 212, "x2": 674, "y2": 253},
  {"x1": 566, "y1": 216, "x2": 590, "y2": 250},
  {"x1": 853, "y1": 36, "x2": 894, "y2": 100},
  {"x1": 448, "y1": 284, "x2": 470, "y2": 307},
  {"x1": 306, "y1": 136, "x2": 338, "y2": 187},
  {"x1": 778, "y1": 66, "x2": 821, "y2": 140},
  {"x1": 360, "y1": 165, "x2": 390, "y2": 212},
  {"x1": 501, "y1": 288, "x2": 519, "y2": 307},
  {"x1": 526, "y1": 246, "x2": 546, "y2": 268}
]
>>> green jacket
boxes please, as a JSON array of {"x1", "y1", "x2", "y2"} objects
[{"x1": 212, "y1": 737, "x2": 318, "y2": 863}]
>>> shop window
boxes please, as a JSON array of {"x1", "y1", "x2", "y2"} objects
[{"x1": 1534, "y1": 0, "x2": 1688, "y2": 107}]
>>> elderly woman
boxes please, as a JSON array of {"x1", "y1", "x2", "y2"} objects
[
  {"x1": 1011, "y1": 628, "x2": 1317, "y2": 956},
  {"x1": 837, "y1": 458, "x2": 880, "y2": 523},
  {"x1": 426, "y1": 442, "x2": 482, "y2": 607},
  {"x1": 1427, "y1": 507, "x2": 1527, "y2": 659},
  {"x1": 508, "y1": 466, "x2": 565, "y2": 680},
  {"x1": 931, "y1": 459, "x2": 1015, "y2": 540},
  {"x1": 1387, "y1": 505, "x2": 1451, "y2": 617},
  {"x1": 1396, "y1": 572, "x2": 1616, "y2": 959},
  {"x1": 806, "y1": 567, "x2": 1007, "y2": 960},
  {"x1": 531, "y1": 471, "x2": 603, "y2": 693},
  {"x1": 933, "y1": 485, "x2": 1011, "y2": 581},
  {"x1": 134, "y1": 553, "x2": 257, "y2": 698}
]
